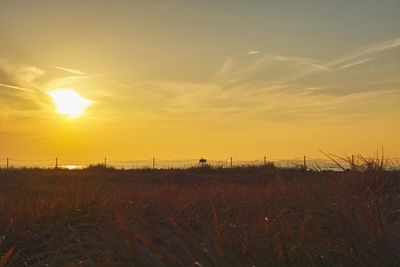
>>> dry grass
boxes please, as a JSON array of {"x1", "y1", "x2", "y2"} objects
[{"x1": 0, "y1": 165, "x2": 399, "y2": 266}]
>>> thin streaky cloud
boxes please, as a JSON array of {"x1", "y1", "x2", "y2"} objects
[
  {"x1": 333, "y1": 88, "x2": 400, "y2": 105},
  {"x1": 339, "y1": 57, "x2": 376, "y2": 70},
  {"x1": 248, "y1": 50, "x2": 260, "y2": 55},
  {"x1": 277, "y1": 37, "x2": 400, "y2": 83},
  {"x1": 275, "y1": 56, "x2": 332, "y2": 72},
  {"x1": 0, "y1": 83, "x2": 35, "y2": 92},
  {"x1": 54, "y1": 66, "x2": 86, "y2": 76},
  {"x1": 110, "y1": 80, "x2": 131, "y2": 88},
  {"x1": 217, "y1": 58, "x2": 234, "y2": 75},
  {"x1": 355, "y1": 37, "x2": 400, "y2": 56},
  {"x1": 329, "y1": 37, "x2": 400, "y2": 67},
  {"x1": 219, "y1": 54, "x2": 331, "y2": 87},
  {"x1": 45, "y1": 74, "x2": 99, "y2": 89}
]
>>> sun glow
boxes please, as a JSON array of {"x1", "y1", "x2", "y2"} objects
[{"x1": 48, "y1": 89, "x2": 94, "y2": 119}]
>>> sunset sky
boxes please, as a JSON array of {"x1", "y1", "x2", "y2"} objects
[{"x1": 1, "y1": 0, "x2": 400, "y2": 162}]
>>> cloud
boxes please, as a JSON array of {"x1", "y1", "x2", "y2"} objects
[
  {"x1": 330, "y1": 37, "x2": 400, "y2": 67},
  {"x1": 228, "y1": 38, "x2": 399, "y2": 86},
  {"x1": 248, "y1": 50, "x2": 260, "y2": 55},
  {"x1": 0, "y1": 61, "x2": 41, "y2": 92},
  {"x1": 0, "y1": 83, "x2": 35, "y2": 93},
  {"x1": 218, "y1": 54, "x2": 332, "y2": 87},
  {"x1": 0, "y1": 60, "x2": 106, "y2": 123},
  {"x1": 0, "y1": 60, "x2": 50, "y2": 121},
  {"x1": 54, "y1": 66, "x2": 86, "y2": 76},
  {"x1": 17, "y1": 65, "x2": 46, "y2": 83},
  {"x1": 45, "y1": 74, "x2": 99, "y2": 90},
  {"x1": 217, "y1": 58, "x2": 234, "y2": 75},
  {"x1": 275, "y1": 55, "x2": 332, "y2": 72},
  {"x1": 122, "y1": 79, "x2": 400, "y2": 125},
  {"x1": 213, "y1": 54, "x2": 334, "y2": 91},
  {"x1": 0, "y1": 60, "x2": 45, "y2": 85},
  {"x1": 353, "y1": 37, "x2": 400, "y2": 57},
  {"x1": 204, "y1": 37, "x2": 400, "y2": 121},
  {"x1": 339, "y1": 57, "x2": 376, "y2": 70},
  {"x1": 110, "y1": 80, "x2": 131, "y2": 88}
]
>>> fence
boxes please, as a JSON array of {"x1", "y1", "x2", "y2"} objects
[{"x1": 0, "y1": 156, "x2": 399, "y2": 171}]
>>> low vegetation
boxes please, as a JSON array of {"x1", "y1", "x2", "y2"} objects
[{"x1": 0, "y1": 164, "x2": 399, "y2": 266}]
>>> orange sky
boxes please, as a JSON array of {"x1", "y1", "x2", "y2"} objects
[{"x1": 0, "y1": 1, "x2": 399, "y2": 164}]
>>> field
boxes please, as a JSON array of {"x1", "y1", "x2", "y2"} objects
[{"x1": 0, "y1": 166, "x2": 399, "y2": 267}]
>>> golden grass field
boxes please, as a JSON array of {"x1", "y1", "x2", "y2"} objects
[{"x1": 0, "y1": 165, "x2": 399, "y2": 266}]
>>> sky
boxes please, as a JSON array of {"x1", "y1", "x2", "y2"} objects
[{"x1": 0, "y1": 0, "x2": 400, "y2": 163}]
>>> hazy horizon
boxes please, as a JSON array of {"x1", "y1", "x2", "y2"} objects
[{"x1": 1, "y1": 0, "x2": 400, "y2": 161}]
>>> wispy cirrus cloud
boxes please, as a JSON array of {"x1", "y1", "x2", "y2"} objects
[
  {"x1": 339, "y1": 57, "x2": 376, "y2": 70},
  {"x1": 0, "y1": 60, "x2": 44, "y2": 96},
  {"x1": 218, "y1": 37, "x2": 400, "y2": 91},
  {"x1": 283, "y1": 37, "x2": 400, "y2": 84},
  {"x1": 16, "y1": 65, "x2": 46, "y2": 83},
  {"x1": 0, "y1": 83, "x2": 35, "y2": 93},
  {"x1": 109, "y1": 80, "x2": 131, "y2": 88},
  {"x1": 117, "y1": 78, "x2": 400, "y2": 125},
  {"x1": 45, "y1": 75, "x2": 96, "y2": 89},
  {"x1": 330, "y1": 37, "x2": 400, "y2": 67},
  {"x1": 214, "y1": 53, "x2": 332, "y2": 91},
  {"x1": 54, "y1": 66, "x2": 86, "y2": 76},
  {"x1": 248, "y1": 50, "x2": 260, "y2": 55},
  {"x1": 275, "y1": 55, "x2": 332, "y2": 72},
  {"x1": 217, "y1": 58, "x2": 234, "y2": 75},
  {"x1": 0, "y1": 60, "x2": 46, "y2": 85},
  {"x1": 0, "y1": 60, "x2": 51, "y2": 121}
]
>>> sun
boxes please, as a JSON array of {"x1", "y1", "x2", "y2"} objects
[{"x1": 48, "y1": 89, "x2": 94, "y2": 119}]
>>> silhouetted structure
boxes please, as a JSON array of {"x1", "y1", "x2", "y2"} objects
[{"x1": 199, "y1": 158, "x2": 207, "y2": 167}]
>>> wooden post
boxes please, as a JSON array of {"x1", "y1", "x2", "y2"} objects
[
  {"x1": 153, "y1": 157, "x2": 155, "y2": 170},
  {"x1": 351, "y1": 155, "x2": 354, "y2": 171},
  {"x1": 6, "y1": 158, "x2": 9, "y2": 170},
  {"x1": 264, "y1": 156, "x2": 267, "y2": 165},
  {"x1": 55, "y1": 157, "x2": 58, "y2": 169},
  {"x1": 303, "y1": 156, "x2": 307, "y2": 170},
  {"x1": 104, "y1": 157, "x2": 107, "y2": 168},
  {"x1": 230, "y1": 157, "x2": 233, "y2": 168}
]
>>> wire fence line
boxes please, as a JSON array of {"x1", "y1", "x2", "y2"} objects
[{"x1": 0, "y1": 156, "x2": 399, "y2": 171}]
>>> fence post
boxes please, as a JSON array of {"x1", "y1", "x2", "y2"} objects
[
  {"x1": 55, "y1": 157, "x2": 58, "y2": 169},
  {"x1": 351, "y1": 155, "x2": 354, "y2": 171},
  {"x1": 303, "y1": 156, "x2": 307, "y2": 170},
  {"x1": 6, "y1": 158, "x2": 9, "y2": 170},
  {"x1": 264, "y1": 156, "x2": 267, "y2": 165},
  {"x1": 230, "y1": 157, "x2": 233, "y2": 168},
  {"x1": 104, "y1": 157, "x2": 107, "y2": 168},
  {"x1": 153, "y1": 157, "x2": 155, "y2": 170}
]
